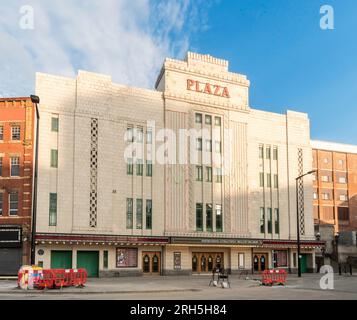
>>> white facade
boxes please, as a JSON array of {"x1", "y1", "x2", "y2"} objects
[{"x1": 34, "y1": 52, "x2": 319, "y2": 276}]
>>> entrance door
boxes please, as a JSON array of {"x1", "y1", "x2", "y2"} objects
[
  {"x1": 300, "y1": 254, "x2": 307, "y2": 274},
  {"x1": 142, "y1": 252, "x2": 161, "y2": 275},
  {"x1": 0, "y1": 248, "x2": 22, "y2": 275},
  {"x1": 77, "y1": 251, "x2": 99, "y2": 277},
  {"x1": 51, "y1": 251, "x2": 72, "y2": 269},
  {"x1": 253, "y1": 253, "x2": 268, "y2": 272},
  {"x1": 192, "y1": 253, "x2": 224, "y2": 273}
]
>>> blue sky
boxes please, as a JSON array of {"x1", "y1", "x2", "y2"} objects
[{"x1": 0, "y1": 0, "x2": 356, "y2": 144}]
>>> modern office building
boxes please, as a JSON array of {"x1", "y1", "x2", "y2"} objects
[
  {"x1": 0, "y1": 97, "x2": 35, "y2": 275},
  {"x1": 34, "y1": 52, "x2": 323, "y2": 277}
]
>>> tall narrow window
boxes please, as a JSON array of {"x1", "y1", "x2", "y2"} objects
[
  {"x1": 146, "y1": 200, "x2": 152, "y2": 230},
  {"x1": 195, "y1": 113, "x2": 202, "y2": 124},
  {"x1": 136, "y1": 199, "x2": 143, "y2": 229},
  {"x1": 146, "y1": 160, "x2": 152, "y2": 177},
  {"x1": 0, "y1": 126, "x2": 3, "y2": 140},
  {"x1": 266, "y1": 147, "x2": 271, "y2": 159},
  {"x1": 127, "y1": 158, "x2": 133, "y2": 175},
  {"x1": 267, "y1": 208, "x2": 272, "y2": 234},
  {"x1": 136, "y1": 127, "x2": 143, "y2": 143},
  {"x1": 260, "y1": 208, "x2": 265, "y2": 234},
  {"x1": 206, "y1": 167, "x2": 212, "y2": 182},
  {"x1": 216, "y1": 168, "x2": 222, "y2": 183},
  {"x1": 196, "y1": 203, "x2": 203, "y2": 231},
  {"x1": 215, "y1": 141, "x2": 222, "y2": 153},
  {"x1": 11, "y1": 126, "x2": 20, "y2": 141},
  {"x1": 51, "y1": 149, "x2": 58, "y2": 168},
  {"x1": 136, "y1": 159, "x2": 143, "y2": 176},
  {"x1": 10, "y1": 157, "x2": 20, "y2": 177},
  {"x1": 126, "y1": 198, "x2": 133, "y2": 229},
  {"x1": 147, "y1": 130, "x2": 153, "y2": 144},
  {"x1": 196, "y1": 138, "x2": 202, "y2": 151},
  {"x1": 126, "y1": 127, "x2": 134, "y2": 142},
  {"x1": 216, "y1": 204, "x2": 223, "y2": 232},
  {"x1": 196, "y1": 166, "x2": 203, "y2": 181},
  {"x1": 51, "y1": 117, "x2": 59, "y2": 132},
  {"x1": 0, "y1": 193, "x2": 3, "y2": 215},
  {"x1": 9, "y1": 192, "x2": 18, "y2": 216},
  {"x1": 49, "y1": 193, "x2": 57, "y2": 226},
  {"x1": 205, "y1": 115, "x2": 212, "y2": 125},
  {"x1": 267, "y1": 173, "x2": 271, "y2": 188},
  {"x1": 274, "y1": 208, "x2": 280, "y2": 234},
  {"x1": 259, "y1": 146, "x2": 264, "y2": 159},
  {"x1": 259, "y1": 173, "x2": 264, "y2": 187},
  {"x1": 215, "y1": 117, "x2": 221, "y2": 126},
  {"x1": 274, "y1": 174, "x2": 279, "y2": 188},
  {"x1": 206, "y1": 204, "x2": 213, "y2": 232},
  {"x1": 273, "y1": 148, "x2": 278, "y2": 160}
]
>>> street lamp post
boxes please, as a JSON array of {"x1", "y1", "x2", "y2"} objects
[
  {"x1": 296, "y1": 170, "x2": 317, "y2": 277},
  {"x1": 30, "y1": 95, "x2": 40, "y2": 266}
]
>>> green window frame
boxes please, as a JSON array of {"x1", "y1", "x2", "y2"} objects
[
  {"x1": 50, "y1": 149, "x2": 58, "y2": 168},
  {"x1": 127, "y1": 158, "x2": 133, "y2": 175},
  {"x1": 49, "y1": 193, "x2": 57, "y2": 226},
  {"x1": 196, "y1": 166, "x2": 203, "y2": 181},
  {"x1": 216, "y1": 204, "x2": 223, "y2": 232},
  {"x1": 267, "y1": 208, "x2": 272, "y2": 234},
  {"x1": 136, "y1": 160, "x2": 143, "y2": 176},
  {"x1": 274, "y1": 208, "x2": 280, "y2": 234},
  {"x1": 146, "y1": 200, "x2": 152, "y2": 230},
  {"x1": 196, "y1": 203, "x2": 203, "y2": 231},
  {"x1": 136, "y1": 199, "x2": 143, "y2": 229},
  {"x1": 260, "y1": 207, "x2": 265, "y2": 234},
  {"x1": 126, "y1": 198, "x2": 133, "y2": 229},
  {"x1": 206, "y1": 204, "x2": 213, "y2": 232},
  {"x1": 146, "y1": 160, "x2": 152, "y2": 177},
  {"x1": 51, "y1": 117, "x2": 59, "y2": 132}
]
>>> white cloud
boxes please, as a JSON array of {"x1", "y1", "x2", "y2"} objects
[{"x1": 0, "y1": 0, "x2": 211, "y2": 97}]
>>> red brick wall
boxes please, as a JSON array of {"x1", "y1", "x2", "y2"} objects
[{"x1": 0, "y1": 98, "x2": 34, "y2": 265}]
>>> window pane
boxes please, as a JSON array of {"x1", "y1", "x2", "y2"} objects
[
  {"x1": 196, "y1": 138, "x2": 202, "y2": 151},
  {"x1": 12, "y1": 126, "x2": 20, "y2": 140},
  {"x1": 206, "y1": 167, "x2": 212, "y2": 182},
  {"x1": 274, "y1": 174, "x2": 279, "y2": 188},
  {"x1": 260, "y1": 208, "x2": 265, "y2": 234},
  {"x1": 205, "y1": 115, "x2": 212, "y2": 125},
  {"x1": 51, "y1": 117, "x2": 59, "y2": 132},
  {"x1": 136, "y1": 199, "x2": 143, "y2": 229},
  {"x1": 9, "y1": 193, "x2": 18, "y2": 215},
  {"x1": 0, "y1": 126, "x2": 3, "y2": 140},
  {"x1": 196, "y1": 166, "x2": 203, "y2": 181},
  {"x1": 273, "y1": 148, "x2": 278, "y2": 160},
  {"x1": 267, "y1": 208, "x2": 272, "y2": 234},
  {"x1": 146, "y1": 160, "x2": 152, "y2": 177},
  {"x1": 126, "y1": 198, "x2": 133, "y2": 229},
  {"x1": 195, "y1": 113, "x2": 202, "y2": 124},
  {"x1": 51, "y1": 150, "x2": 58, "y2": 168},
  {"x1": 259, "y1": 146, "x2": 264, "y2": 159},
  {"x1": 274, "y1": 209, "x2": 279, "y2": 234},
  {"x1": 206, "y1": 204, "x2": 213, "y2": 232},
  {"x1": 215, "y1": 117, "x2": 221, "y2": 126},
  {"x1": 267, "y1": 174, "x2": 271, "y2": 188},
  {"x1": 206, "y1": 140, "x2": 212, "y2": 152},
  {"x1": 146, "y1": 200, "x2": 152, "y2": 229},
  {"x1": 259, "y1": 173, "x2": 264, "y2": 187},
  {"x1": 216, "y1": 204, "x2": 222, "y2": 232},
  {"x1": 136, "y1": 160, "x2": 143, "y2": 176},
  {"x1": 216, "y1": 168, "x2": 222, "y2": 183},
  {"x1": 266, "y1": 147, "x2": 271, "y2": 159},
  {"x1": 196, "y1": 203, "x2": 203, "y2": 231},
  {"x1": 11, "y1": 157, "x2": 20, "y2": 176},
  {"x1": 127, "y1": 158, "x2": 133, "y2": 175},
  {"x1": 103, "y1": 251, "x2": 108, "y2": 269},
  {"x1": 49, "y1": 193, "x2": 57, "y2": 226}
]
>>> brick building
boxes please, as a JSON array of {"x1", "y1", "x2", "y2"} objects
[
  {"x1": 0, "y1": 97, "x2": 35, "y2": 275},
  {"x1": 311, "y1": 140, "x2": 357, "y2": 232},
  {"x1": 34, "y1": 52, "x2": 323, "y2": 277}
]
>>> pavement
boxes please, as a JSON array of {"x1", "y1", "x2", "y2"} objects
[{"x1": 0, "y1": 273, "x2": 357, "y2": 300}]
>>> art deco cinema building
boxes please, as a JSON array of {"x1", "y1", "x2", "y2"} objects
[{"x1": 34, "y1": 53, "x2": 323, "y2": 277}]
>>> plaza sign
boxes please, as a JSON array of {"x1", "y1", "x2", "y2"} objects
[{"x1": 187, "y1": 79, "x2": 230, "y2": 98}]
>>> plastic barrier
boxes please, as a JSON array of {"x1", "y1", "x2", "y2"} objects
[
  {"x1": 32, "y1": 268, "x2": 88, "y2": 290},
  {"x1": 18, "y1": 266, "x2": 43, "y2": 290},
  {"x1": 261, "y1": 269, "x2": 287, "y2": 286}
]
